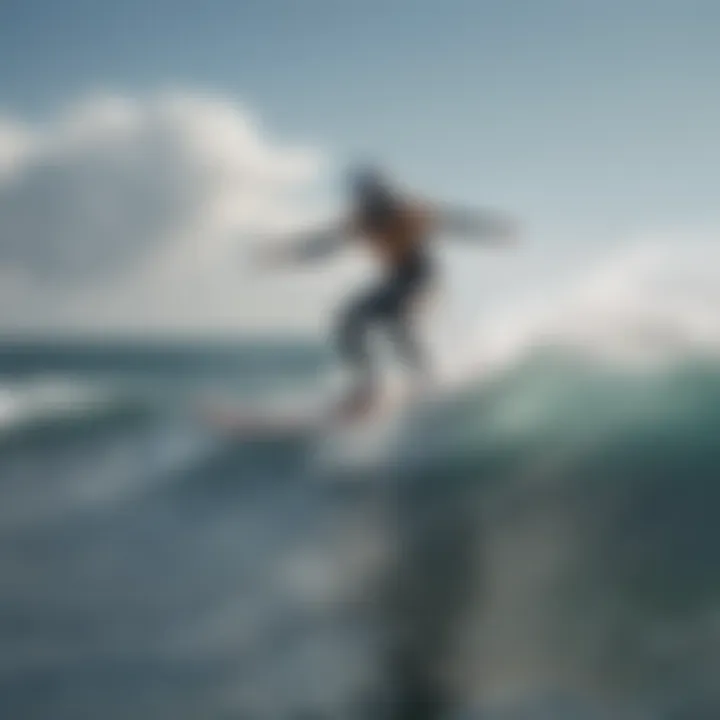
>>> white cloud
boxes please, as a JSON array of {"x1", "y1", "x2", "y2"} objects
[
  {"x1": 0, "y1": 120, "x2": 33, "y2": 179},
  {"x1": 447, "y1": 231, "x2": 720, "y2": 378},
  {"x1": 8, "y1": 91, "x2": 717, "y2": 350},
  {"x1": 0, "y1": 91, "x2": 368, "y2": 334}
]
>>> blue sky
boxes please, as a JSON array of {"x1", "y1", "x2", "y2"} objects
[
  {"x1": 4, "y1": 0, "x2": 720, "y2": 222},
  {"x1": 2, "y1": 0, "x2": 720, "y2": 335}
]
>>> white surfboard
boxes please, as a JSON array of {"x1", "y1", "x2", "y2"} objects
[
  {"x1": 199, "y1": 381, "x2": 428, "y2": 442},
  {"x1": 199, "y1": 400, "x2": 325, "y2": 441},
  {"x1": 198, "y1": 351, "x2": 494, "y2": 446}
]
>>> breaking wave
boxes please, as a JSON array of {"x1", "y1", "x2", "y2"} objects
[{"x1": 2, "y1": 237, "x2": 720, "y2": 718}]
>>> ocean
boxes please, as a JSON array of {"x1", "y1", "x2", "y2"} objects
[{"x1": 1, "y1": 336, "x2": 719, "y2": 719}]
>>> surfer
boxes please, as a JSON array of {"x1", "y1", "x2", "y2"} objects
[{"x1": 256, "y1": 165, "x2": 518, "y2": 420}]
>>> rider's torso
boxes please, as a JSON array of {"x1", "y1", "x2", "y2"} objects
[{"x1": 354, "y1": 200, "x2": 433, "y2": 265}]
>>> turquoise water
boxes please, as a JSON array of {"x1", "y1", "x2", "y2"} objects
[{"x1": 0, "y1": 339, "x2": 718, "y2": 719}]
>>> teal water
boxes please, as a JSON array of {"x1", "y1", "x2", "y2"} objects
[{"x1": 0, "y1": 339, "x2": 718, "y2": 719}]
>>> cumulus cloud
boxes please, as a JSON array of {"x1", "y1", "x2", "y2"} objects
[
  {"x1": 0, "y1": 120, "x2": 33, "y2": 179},
  {"x1": 8, "y1": 91, "x2": 717, "y2": 345},
  {"x1": 0, "y1": 92, "x2": 320, "y2": 281},
  {"x1": 450, "y1": 232, "x2": 720, "y2": 378},
  {"x1": 0, "y1": 91, "x2": 366, "y2": 334}
]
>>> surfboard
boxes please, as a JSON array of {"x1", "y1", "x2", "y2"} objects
[
  {"x1": 199, "y1": 401, "x2": 325, "y2": 441},
  {"x1": 199, "y1": 383, "x2": 422, "y2": 442}
]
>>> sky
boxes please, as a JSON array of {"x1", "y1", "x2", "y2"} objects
[{"x1": 1, "y1": 0, "x2": 720, "y2": 339}]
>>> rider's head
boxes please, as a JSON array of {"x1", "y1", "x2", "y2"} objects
[{"x1": 347, "y1": 163, "x2": 392, "y2": 204}]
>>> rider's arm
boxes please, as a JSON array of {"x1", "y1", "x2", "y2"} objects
[
  {"x1": 432, "y1": 203, "x2": 518, "y2": 246},
  {"x1": 256, "y1": 218, "x2": 354, "y2": 266},
  {"x1": 286, "y1": 223, "x2": 349, "y2": 262}
]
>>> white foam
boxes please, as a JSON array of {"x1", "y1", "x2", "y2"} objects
[
  {"x1": 435, "y1": 232, "x2": 720, "y2": 377},
  {"x1": 0, "y1": 377, "x2": 121, "y2": 432}
]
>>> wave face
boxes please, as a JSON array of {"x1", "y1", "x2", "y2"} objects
[{"x1": 0, "y1": 333, "x2": 719, "y2": 720}]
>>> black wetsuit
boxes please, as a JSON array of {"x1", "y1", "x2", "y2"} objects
[{"x1": 336, "y1": 245, "x2": 434, "y2": 395}]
